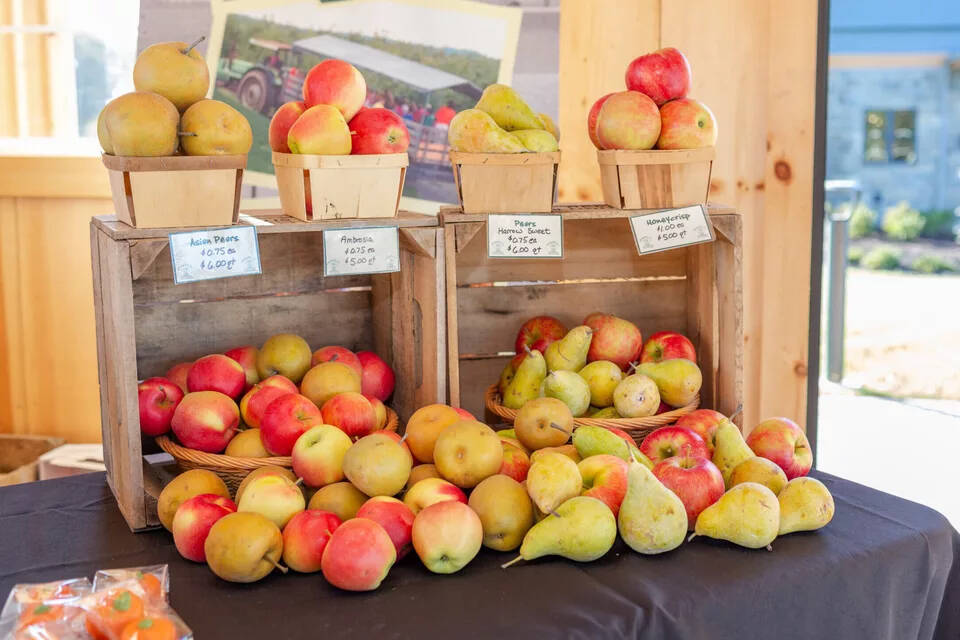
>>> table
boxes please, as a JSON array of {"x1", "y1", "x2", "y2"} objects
[{"x1": 1, "y1": 471, "x2": 957, "y2": 639}]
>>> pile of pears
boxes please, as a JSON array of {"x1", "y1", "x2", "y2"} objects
[
  {"x1": 98, "y1": 38, "x2": 253, "y2": 157},
  {"x1": 448, "y1": 84, "x2": 560, "y2": 153}
]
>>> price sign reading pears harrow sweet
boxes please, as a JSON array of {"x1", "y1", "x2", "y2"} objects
[
  {"x1": 169, "y1": 226, "x2": 262, "y2": 284},
  {"x1": 322, "y1": 226, "x2": 401, "y2": 277},
  {"x1": 487, "y1": 214, "x2": 564, "y2": 259},
  {"x1": 629, "y1": 205, "x2": 715, "y2": 255}
]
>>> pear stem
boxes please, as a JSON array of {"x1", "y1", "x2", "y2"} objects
[
  {"x1": 523, "y1": 345, "x2": 532, "y2": 355},
  {"x1": 548, "y1": 422, "x2": 568, "y2": 433},
  {"x1": 294, "y1": 477, "x2": 303, "y2": 487},
  {"x1": 500, "y1": 556, "x2": 523, "y2": 569},
  {"x1": 548, "y1": 509, "x2": 562, "y2": 518},
  {"x1": 687, "y1": 532, "x2": 697, "y2": 543},
  {"x1": 729, "y1": 404, "x2": 744, "y2": 421},
  {"x1": 181, "y1": 36, "x2": 205, "y2": 56},
  {"x1": 399, "y1": 432, "x2": 409, "y2": 443},
  {"x1": 627, "y1": 361, "x2": 638, "y2": 373},
  {"x1": 269, "y1": 558, "x2": 289, "y2": 574},
  {"x1": 765, "y1": 544, "x2": 773, "y2": 552}
]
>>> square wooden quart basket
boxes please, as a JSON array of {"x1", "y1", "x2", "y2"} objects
[
  {"x1": 598, "y1": 147, "x2": 715, "y2": 209},
  {"x1": 273, "y1": 152, "x2": 408, "y2": 221},
  {"x1": 102, "y1": 154, "x2": 246, "y2": 228},
  {"x1": 449, "y1": 151, "x2": 560, "y2": 214}
]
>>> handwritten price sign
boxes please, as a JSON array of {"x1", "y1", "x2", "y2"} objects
[
  {"x1": 629, "y1": 205, "x2": 714, "y2": 255},
  {"x1": 323, "y1": 226, "x2": 400, "y2": 276},
  {"x1": 169, "y1": 226, "x2": 261, "y2": 284},
  {"x1": 487, "y1": 214, "x2": 563, "y2": 259}
]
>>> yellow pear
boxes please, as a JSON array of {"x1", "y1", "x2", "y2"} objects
[
  {"x1": 588, "y1": 406, "x2": 620, "y2": 418},
  {"x1": 503, "y1": 350, "x2": 547, "y2": 410},
  {"x1": 514, "y1": 396, "x2": 572, "y2": 449},
  {"x1": 97, "y1": 91, "x2": 179, "y2": 157},
  {"x1": 342, "y1": 432, "x2": 413, "y2": 497},
  {"x1": 618, "y1": 461, "x2": 687, "y2": 554},
  {"x1": 448, "y1": 109, "x2": 526, "y2": 153},
  {"x1": 512, "y1": 129, "x2": 558, "y2": 152},
  {"x1": 204, "y1": 512, "x2": 283, "y2": 583},
  {"x1": 468, "y1": 474, "x2": 534, "y2": 551},
  {"x1": 156, "y1": 468, "x2": 229, "y2": 531},
  {"x1": 635, "y1": 359, "x2": 702, "y2": 407},
  {"x1": 729, "y1": 456, "x2": 787, "y2": 494},
  {"x1": 179, "y1": 99, "x2": 253, "y2": 156},
  {"x1": 525, "y1": 451, "x2": 582, "y2": 514},
  {"x1": 133, "y1": 39, "x2": 210, "y2": 111},
  {"x1": 578, "y1": 361, "x2": 622, "y2": 408},
  {"x1": 539, "y1": 371, "x2": 591, "y2": 417},
  {"x1": 224, "y1": 429, "x2": 270, "y2": 458},
  {"x1": 693, "y1": 482, "x2": 779, "y2": 549},
  {"x1": 712, "y1": 419, "x2": 755, "y2": 488},
  {"x1": 503, "y1": 496, "x2": 616, "y2": 567},
  {"x1": 474, "y1": 84, "x2": 544, "y2": 131},
  {"x1": 529, "y1": 444, "x2": 580, "y2": 464},
  {"x1": 538, "y1": 112, "x2": 560, "y2": 140},
  {"x1": 544, "y1": 326, "x2": 592, "y2": 372},
  {"x1": 778, "y1": 477, "x2": 835, "y2": 534}
]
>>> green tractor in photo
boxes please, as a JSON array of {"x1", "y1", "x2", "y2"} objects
[{"x1": 216, "y1": 38, "x2": 304, "y2": 116}]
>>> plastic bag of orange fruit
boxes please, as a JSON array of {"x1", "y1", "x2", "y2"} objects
[
  {"x1": 0, "y1": 577, "x2": 92, "y2": 639},
  {"x1": 78, "y1": 580, "x2": 191, "y2": 640},
  {"x1": 91, "y1": 568, "x2": 169, "y2": 606}
]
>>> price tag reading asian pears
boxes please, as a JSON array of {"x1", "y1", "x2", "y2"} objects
[{"x1": 169, "y1": 226, "x2": 261, "y2": 284}]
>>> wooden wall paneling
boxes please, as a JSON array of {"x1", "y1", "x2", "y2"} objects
[
  {"x1": 0, "y1": 199, "x2": 26, "y2": 433},
  {"x1": 0, "y1": 0, "x2": 18, "y2": 136},
  {"x1": 19, "y1": 0, "x2": 53, "y2": 136}
]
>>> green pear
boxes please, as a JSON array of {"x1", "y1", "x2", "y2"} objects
[
  {"x1": 503, "y1": 496, "x2": 616, "y2": 567},
  {"x1": 578, "y1": 361, "x2": 623, "y2": 407},
  {"x1": 778, "y1": 477, "x2": 835, "y2": 535},
  {"x1": 503, "y1": 350, "x2": 546, "y2": 410},
  {"x1": 525, "y1": 452, "x2": 582, "y2": 514},
  {"x1": 618, "y1": 462, "x2": 687, "y2": 554},
  {"x1": 512, "y1": 128, "x2": 558, "y2": 152},
  {"x1": 498, "y1": 359, "x2": 516, "y2": 395},
  {"x1": 448, "y1": 108, "x2": 526, "y2": 153},
  {"x1": 545, "y1": 326, "x2": 592, "y2": 372},
  {"x1": 540, "y1": 371, "x2": 591, "y2": 417},
  {"x1": 475, "y1": 84, "x2": 545, "y2": 132},
  {"x1": 572, "y1": 425, "x2": 631, "y2": 461},
  {"x1": 693, "y1": 482, "x2": 780, "y2": 549},
  {"x1": 612, "y1": 374, "x2": 660, "y2": 418},
  {"x1": 538, "y1": 112, "x2": 560, "y2": 140},
  {"x1": 588, "y1": 406, "x2": 620, "y2": 418},
  {"x1": 712, "y1": 419, "x2": 755, "y2": 488},
  {"x1": 631, "y1": 446, "x2": 654, "y2": 469},
  {"x1": 635, "y1": 359, "x2": 702, "y2": 407}
]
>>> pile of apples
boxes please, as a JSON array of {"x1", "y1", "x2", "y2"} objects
[
  {"x1": 98, "y1": 38, "x2": 252, "y2": 157},
  {"x1": 268, "y1": 60, "x2": 411, "y2": 156},
  {"x1": 448, "y1": 84, "x2": 560, "y2": 153},
  {"x1": 587, "y1": 47, "x2": 717, "y2": 151}
]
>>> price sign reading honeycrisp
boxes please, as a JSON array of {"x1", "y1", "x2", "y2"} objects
[
  {"x1": 169, "y1": 226, "x2": 261, "y2": 284},
  {"x1": 629, "y1": 205, "x2": 714, "y2": 255},
  {"x1": 487, "y1": 214, "x2": 563, "y2": 259},
  {"x1": 323, "y1": 226, "x2": 400, "y2": 277}
]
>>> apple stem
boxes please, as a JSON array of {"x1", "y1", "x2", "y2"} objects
[
  {"x1": 548, "y1": 509, "x2": 562, "y2": 518},
  {"x1": 500, "y1": 556, "x2": 523, "y2": 569},
  {"x1": 178, "y1": 131, "x2": 198, "y2": 137},
  {"x1": 627, "y1": 361, "x2": 638, "y2": 373},
  {"x1": 523, "y1": 345, "x2": 531, "y2": 355},
  {"x1": 729, "y1": 404, "x2": 744, "y2": 421},
  {"x1": 330, "y1": 354, "x2": 338, "y2": 362},
  {"x1": 181, "y1": 35, "x2": 205, "y2": 56},
  {"x1": 294, "y1": 477, "x2": 303, "y2": 487},
  {"x1": 687, "y1": 532, "x2": 697, "y2": 543},
  {"x1": 399, "y1": 432, "x2": 408, "y2": 443},
  {"x1": 548, "y1": 422, "x2": 568, "y2": 433},
  {"x1": 269, "y1": 558, "x2": 288, "y2": 574}
]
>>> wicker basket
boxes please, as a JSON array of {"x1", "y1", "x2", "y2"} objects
[
  {"x1": 156, "y1": 408, "x2": 399, "y2": 491},
  {"x1": 484, "y1": 384, "x2": 697, "y2": 444}
]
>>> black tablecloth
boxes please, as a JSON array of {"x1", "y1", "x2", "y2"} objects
[{"x1": 1, "y1": 472, "x2": 957, "y2": 639}]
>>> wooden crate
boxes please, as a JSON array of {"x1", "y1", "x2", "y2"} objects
[
  {"x1": 273, "y1": 152, "x2": 407, "y2": 221},
  {"x1": 440, "y1": 203, "x2": 742, "y2": 427},
  {"x1": 449, "y1": 151, "x2": 560, "y2": 214},
  {"x1": 598, "y1": 148, "x2": 714, "y2": 209},
  {"x1": 90, "y1": 211, "x2": 445, "y2": 531},
  {"x1": 102, "y1": 154, "x2": 245, "y2": 228}
]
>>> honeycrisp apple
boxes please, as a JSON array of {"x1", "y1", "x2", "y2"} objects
[
  {"x1": 239, "y1": 375, "x2": 298, "y2": 428},
  {"x1": 259, "y1": 393, "x2": 323, "y2": 456},
  {"x1": 625, "y1": 47, "x2": 692, "y2": 106},
  {"x1": 172, "y1": 493, "x2": 236, "y2": 562},
  {"x1": 584, "y1": 313, "x2": 643, "y2": 371},
  {"x1": 499, "y1": 440, "x2": 531, "y2": 483},
  {"x1": 356, "y1": 497, "x2": 416, "y2": 559},
  {"x1": 746, "y1": 417, "x2": 813, "y2": 480},
  {"x1": 302, "y1": 59, "x2": 366, "y2": 121},
  {"x1": 515, "y1": 316, "x2": 567, "y2": 354},
  {"x1": 224, "y1": 346, "x2": 260, "y2": 392},
  {"x1": 187, "y1": 354, "x2": 246, "y2": 398},
  {"x1": 578, "y1": 455, "x2": 629, "y2": 517},
  {"x1": 641, "y1": 331, "x2": 697, "y2": 364},
  {"x1": 138, "y1": 377, "x2": 183, "y2": 436},
  {"x1": 349, "y1": 108, "x2": 410, "y2": 154},
  {"x1": 268, "y1": 101, "x2": 306, "y2": 153},
  {"x1": 653, "y1": 455, "x2": 724, "y2": 526},
  {"x1": 171, "y1": 391, "x2": 239, "y2": 453},
  {"x1": 595, "y1": 91, "x2": 661, "y2": 151},
  {"x1": 674, "y1": 409, "x2": 726, "y2": 453},
  {"x1": 292, "y1": 424, "x2": 353, "y2": 487},
  {"x1": 657, "y1": 98, "x2": 717, "y2": 150},
  {"x1": 321, "y1": 392, "x2": 377, "y2": 439},
  {"x1": 321, "y1": 518, "x2": 396, "y2": 591},
  {"x1": 640, "y1": 426, "x2": 709, "y2": 465}
]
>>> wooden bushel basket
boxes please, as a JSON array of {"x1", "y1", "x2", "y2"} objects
[
  {"x1": 450, "y1": 151, "x2": 560, "y2": 214},
  {"x1": 598, "y1": 147, "x2": 715, "y2": 209},
  {"x1": 102, "y1": 154, "x2": 245, "y2": 228},
  {"x1": 273, "y1": 152, "x2": 407, "y2": 221}
]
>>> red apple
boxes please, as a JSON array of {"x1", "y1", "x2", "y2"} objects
[
  {"x1": 311, "y1": 346, "x2": 362, "y2": 377},
  {"x1": 321, "y1": 518, "x2": 396, "y2": 591},
  {"x1": 625, "y1": 47, "x2": 692, "y2": 106},
  {"x1": 349, "y1": 107, "x2": 410, "y2": 154},
  {"x1": 411, "y1": 501, "x2": 483, "y2": 574},
  {"x1": 138, "y1": 377, "x2": 184, "y2": 437},
  {"x1": 170, "y1": 391, "x2": 239, "y2": 453},
  {"x1": 260, "y1": 393, "x2": 323, "y2": 456},
  {"x1": 453, "y1": 407, "x2": 475, "y2": 421},
  {"x1": 287, "y1": 104, "x2": 351, "y2": 155},
  {"x1": 587, "y1": 93, "x2": 613, "y2": 149},
  {"x1": 584, "y1": 313, "x2": 643, "y2": 371},
  {"x1": 656, "y1": 401, "x2": 672, "y2": 415},
  {"x1": 578, "y1": 455, "x2": 629, "y2": 517},
  {"x1": 187, "y1": 354, "x2": 246, "y2": 399},
  {"x1": 657, "y1": 98, "x2": 717, "y2": 150},
  {"x1": 595, "y1": 91, "x2": 661, "y2": 150},
  {"x1": 172, "y1": 493, "x2": 236, "y2": 562},
  {"x1": 653, "y1": 455, "x2": 723, "y2": 526},
  {"x1": 514, "y1": 316, "x2": 567, "y2": 354},
  {"x1": 746, "y1": 417, "x2": 813, "y2": 480},
  {"x1": 366, "y1": 394, "x2": 388, "y2": 430},
  {"x1": 268, "y1": 100, "x2": 306, "y2": 153},
  {"x1": 224, "y1": 346, "x2": 260, "y2": 392},
  {"x1": 321, "y1": 392, "x2": 377, "y2": 439},
  {"x1": 674, "y1": 409, "x2": 726, "y2": 453},
  {"x1": 356, "y1": 496, "x2": 415, "y2": 559},
  {"x1": 641, "y1": 331, "x2": 697, "y2": 364},
  {"x1": 402, "y1": 477, "x2": 467, "y2": 514},
  {"x1": 302, "y1": 59, "x2": 366, "y2": 121},
  {"x1": 355, "y1": 351, "x2": 395, "y2": 401},
  {"x1": 239, "y1": 376, "x2": 298, "y2": 428},
  {"x1": 640, "y1": 426, "x2": 709, "y2": 465},
  {"x1": 165, "y1": 362, "x2": 193, "y2": 394},
  {"x1": 282, "y1": 509, "x2": 342, "y2": 573},
  {"x1": 499, "y1": 440, "x2": 531, "y2": 483}
]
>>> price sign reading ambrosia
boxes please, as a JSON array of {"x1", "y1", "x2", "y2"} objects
[
  {"x1": 487, "y1": 214, "x2": 563, "y2": 259},
  {"x1": 629, "y1": 204, "x2": 714, "y2": 255},
  {"x1": 169, "y1": 226, "x2": 261, "y2": 284},
  {"x1": 323, "y1": 226, "x2": 400, "y2": 276}
]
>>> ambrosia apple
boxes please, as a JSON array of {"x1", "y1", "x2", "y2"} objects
[
  {"x1": 321, "y1": 518, "x2": 396, "y2": 591},
  {"x1": 292, "y1": 424, "x2": 353, "y2": 487},
  {"x1": 282, "y1": 509, "x2": 341, "y2": 573},
  {"x1": 172, "y1": 493, "x2": 236, "y2": 562},
  {"x1": 403, "y1": 477, "x2": 467, "y2": 514},
  {"x1": 239, "y1": 376, "x2": 297, "y2": 428},
  {"x1": 625, "y1": 47, "x2": 692, "y2": 106},
  {"x1": 224, "y1": 345, "x2": 260, "y2": 392},
  {"x1": 268, "y1": 101, "x2": 306, "y2": 153},
  {"x1": 311, "y1": 346, "x2": 362, "y2": 377},
  {"x1": 321, "y1": 392, "x2": 377, "y2": 439},
  {"x1": 287, "y1": 105, "x2": 351, "y2": 155},
  {"x1": 303, "y1": 59, "x2": 367, "y2": 121},
  {"x1": 746, "y1": 417, "x2": 813, "y2": 480},
  {"x1": 412, "y1": 501, "x2": 483, "y2": 574},
  {"x1": 652, "y1": 455, "x2": 724, "y2": 526},
  {"x1": 349, "y1": 108, "x2": 410, "y2": 154},
  {"x1": 138, "y1": 377, "x2": 183, "y2": 436},
  {"x1": 171, "y1": 391, "x2": 239, "y2": 453},
  {"x1": 259, "y1": 393, "x2": 323, "y2": 456},
  {"x1": 674, "y1": 409, "x2": 726, "y2": 453},
  {"x1": 356, "y1": 497, "x2": 416, "y2": 559},
  {"x1": 515, "y1": 316, "x2": 567, "y2": 354},
  {"x1": 355, "y1": 351, "x2": 395, "y2": 402},
  {"x1": 640, "y1": 426, "x2": 709, "y2": 465},
  {"x1": 657, "y1": 98, "x2": 717, "y2": 150},
  {"x1": 165, "y1": 362, "x2": 193, "y2": 394},
  {"x1": 187, "y1": 354, "x2": 246, "y2": 398},
  {"x1": 641, "y1": 331, "x2": 697, "y2": 364}
]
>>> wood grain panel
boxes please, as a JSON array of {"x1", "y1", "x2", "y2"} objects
[{"x1": 457, "y1": 355, "x2": 512, "y2": 423}]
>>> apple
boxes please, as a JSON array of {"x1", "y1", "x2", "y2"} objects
[
  {"x1": 342, "y1": 432, "x2": 412, "y2": 497},
  {"x1": 224, "y1": 346, "x2": 260, "y2": 392},
  {"x1": 578, "y1": 455, "x2": 629, "y2": 517},
  {"x1": 291, "y1": 424, "x2": 353, "y2": 487},
  {"x1": 746, "y1": 417, "x2": 813, "y2": 480},
  {"x1": 281, "y1": 509, "x2": 341, "y2": 573},
  {"x1": 259, "y1": 393, "x2": 323, "y2": 456},
  {"x1": 403, "y1": 403, "x2": 461, "y2": 463},
  {"x1": 356, "y1": 496, "x2": 415, "y2": 559},
  {"x1": 674, "y1": 409, "x2": 726, "y2": 453},
  {"x1": 235, "y1": 465, "x2": 296, "y2": 504},
  {"x1": 652, "y1": 455, "x2": 724, "y2": 526},
  {"x1": 239, "y1": 375, "x2": 298, "y2": 428},
  {"x1": 355, "y1": 351, "x2": 395, "y2": 402},
  {"x1": 307, "y1": 481, "x2": 368, "y2": 521},
  {"x1": 402, "y1": 477, "x2": 466, "y2": 514},
  {"x1": 587, "y1": 93, "x2": 614, "y2": 149},
  {"x1": 407, "y1": 463, "x2": 441, "y2": 488},
  {"x1": 165, "y1": 362, "x2": 193, "y2": 394},
  {"x1": 138, "y1": 377, "x2": 183, "y2": 437},
  {"x1": 584, "y1": 313, "x2": 643, "y2": 371},
  {"x1": 321, "y1": 517, "x2": 395, "y2": 591},
  {"x1": 453, "y1": 407, "x2": 475, "y2": 421},
  {"x1": 287, "y1": 104, "x2": 351, "y2": 154},
  {"x1": 640, "y1": 426, "x2": 709, "y2": 465},
  {"x1": 302, "y1": 59, "x2": 366, "y2": 121},
  {"x1": 366, "y1": 395, "x2": 388, "y2": 430},
  {"x1": 641, "y1": 331, "x2": 697, "y2": 364},
  {"x1": 170, "y1": 391, "x2": 239, "y2": 453},
  {"x1": 268, "y1": 101, "x2": 306, "y2": 153},
  {"x1": 657, "y1": 98, "x2": 717, "y2": 150},
  {"x1": 257, "y1": 334, "x2": 312, "y2": 384},
  {"x1": 625, "y1": 47, "x2": 692, "y2": 105},
  {"x1": 412, "y1": 501, "x2": 483, "y2": 574},
  {"x1": 224, "y1": 428, "x2": 270, "y2": 457},
  {"x1": 172, "y1": 493, "x2": 236, "y2": 562},
  {"x1": 349, "y1": 107, "x2": 410, "y2": 154},
  {"x1": 321, "y1": 392, "x2": 377, "y2": 439},
  {"x1": 237, "y1": 474, "x2": 305, "y2": 529},
  {"x1": 499, "y1": 440, "x2": 531, "y2": 483},
  {"x1": 310, "y1": 346, "x2": 362, "y2": 376},
  {"x1": 595, "y1": 91, "x2": 661, "y2": 150},
  {"x1": 300, "y1": 362, "x2": 361, "y2": 409},
  {"x1": 514, "y1": 316, "x2": 567, "y2": 354},
  {"x1": 656, "y1": 401, "x2": 672, "y2": 415},
  {"x1": 187, "y1": 354, "x2": 246, "y2": 398}
]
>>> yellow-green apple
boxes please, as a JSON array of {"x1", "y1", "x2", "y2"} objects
[
  {"x1": 406, "y1": 464, "x2": 441, "y2": 488},
  {"x1": 746, "y1": 417, "x2": 812, "y2": 480},
  {"x1": 321, "y1": 518, "x2": 395, "y2": 591},
  {"x1": 308, "y1": 481, "x2": 368, "y2": 521},
  {"x1": 172, "y1": 493, "x2": 236, "y2": 562},
  {"x1": 237, "y1": 474, "x2": 305, "y2": 529},
  {"x1": 657, "y1": 98, "x2": 717, "y2": 150},
  {"x1": 302, "y1": 59, "x2": 366, "y2": 120},
  {"x1": 578, "y1": 454, "x2": 629, "y2": 516},
  {"x1": 641, "y1": 331, "x2": 697, "y2": 364},
  {"x1": 179, "y1": 99, "x2": 253, "y2": 156},
  {"x1": 514, "y1": 397, "x2": 574, "y2": 451},
  {"x1": 291, "y1": 424, "x2": 353, "y2": 487},
  {"x1": 235, "y1": 466, "x2": 296, "y2": 504},
  {"x1": 356, "y1": 496, "x2": 415, "y2": 558},
  {"x1": 366, "y1": 395, "x2": 387, "y2": 430},
  {"x1": 204, "y1": 512, "x2": 283, "y2": 583},
  {"x1": 434, "y1": 421, "x2": 503, "y2": 488},
  {"x1": 342, "y1": 432, "x2": 412, "y2": 496},
  {"x1": 259, "y1": 393, "x2": 323, "y2": 456},
  {"x1": 321, "y1": 392, "x2": 377, "y2": 439},
  {"x1": 514, "y1": 315, "x2": 567, "y2": 354},
  {"x1": 165, "y1": 362, "x2": 193, "y2": 394},
  {"x1": 468, "y1": 474, "x2": 534, "y2": 551},
  {"x1": 625, "y1": 47, "x2": 692, "y2": 106},
  {"x1": 170, "y1": 391, "x2": 239, "y2": 453},
  {"x1": 349, "y1": 107, "x2": 410, "y2": 154},
  {"x1": 412, "y1": 501, "x2": 483, "y2": 574},
  {"x1": 584, "y1": 313, "x2": 643, "y2": 371},
  {"x1": 404, "y1": 403, "x2": 460, "y2": 463},
  {"x1": 133, "y1": 40, "x2": 209, "y2": 111},
  {"x1": 268, "y1": 101, "x2": 306, "y2": 153},
  {"x1": 355, "y1": 351, "x2": 395, "y2": 402},
  {"x1": 257, "y1": 334, "x2": 312, "y2": 383},
  {"x1": 224, "y1": 346, "x2": 260, "y2": 392},
  {"x1": 281, "y1": 509, "x2": 341, "y2": 573},
  {"x1": 652, "y1": 455, "x2": 724, "y2": 526},
  {"x1": 674, "y1": 409, "x2": 726, "y2": 453},
  {"x1": 97, "y1": 91, "x2": 179, "y2": 156},
  {"x1": 640, "y1": 426, "x2": 709, "y2": 465},
  {"x1": 157, "y1": 468, "x2": 229, "y2": 531},
  {"x1": 138, "y1": 377, "x2": 183, "y2": 436},
  {"x1": 402, "y1": 477, "x2": 466, "y2": 514},
  {"x1": 287, "y1": 104, "x2": 351, "y2": 155},
  {"x1": 729, "y1": 456, "x2": 788, "y2": 494},
  {"x1": 310, "y1": 346, "x2": 362, "y2": 377},
  {"x1": 187, "y1": 354, "x2": 246, "y2": 398},
  {"x1": 300, "y1": 362, "x2": 361, "y2": 409},
  {"x1": 224, "y1": 428, "x2": 270, "y2": 457},
  {"x1": 453, "y1": 407, "x2": 475, "y2": 421},
  {"x1": 587, "y1": 93, "x2": 614, "y2": 149},
  {"x1": 596, "y1": 91, "x2": 661, "y2": 150},
  {"x1": 499, "y1": 440, "x2": 531, "y2": 482},
  {"x1": 239, "y1": 375, "x2": 298, "y2": 428}
]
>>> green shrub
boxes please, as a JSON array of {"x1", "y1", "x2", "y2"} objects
[
  {"x1": 882, "y1": 201, "x2": 925, "y2": 241},
  {"x1": 847, "y1": 246, "x2": 864, "y2": 265},
  {"x1": 848, "y1": 204, "x2": 877, "y2": 238},
  {"x1": 920, "y1": 209, "x2": 957, "y2": 239},
  {"x1": 861, "y1": 247, "x2": 901, "y2": 270},
  {"x1": 912, "y1": 255, "x2": 955, "y2": 274}
]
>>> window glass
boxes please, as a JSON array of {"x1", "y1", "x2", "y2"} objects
[{"x1": 863, "y1": 108, "x2": 915, "y2": 165}]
